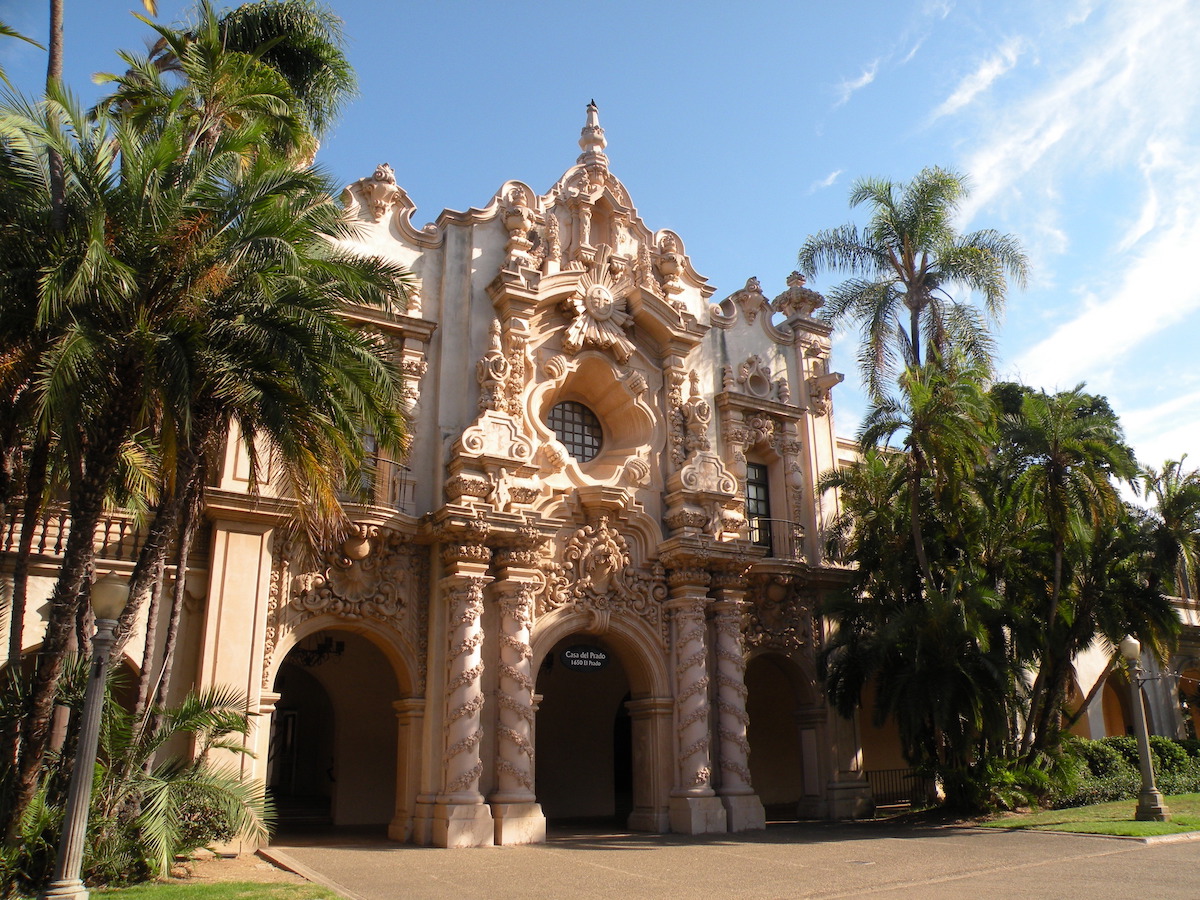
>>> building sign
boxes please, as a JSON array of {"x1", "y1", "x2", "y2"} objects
[{"x1": 560, "y1": 645, "x2": 610, "y2": 670}]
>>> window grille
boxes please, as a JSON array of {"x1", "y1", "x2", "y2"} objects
[{"x1": 548, "y1": 401, "x2": 603, "y2": 462}]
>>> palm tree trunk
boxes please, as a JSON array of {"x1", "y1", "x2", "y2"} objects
[
  {"x1": 6, "y1": 438, "x2": 48, "y2": 663},
  {"x1": 7, "y1": 400, "x2": 133, "y2": 839},
  {"x1": 47, "y1": 0, "x2": 65, "y2": 234},
  {"x1": 152, "y1": 461, "x2": 203, "y2": 712}
]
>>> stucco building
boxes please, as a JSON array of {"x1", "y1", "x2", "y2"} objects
[{"x1": 5, "y1": 105, "x2": 1194, "y2": 849}]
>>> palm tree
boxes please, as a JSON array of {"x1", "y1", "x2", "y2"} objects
[
  {"x1": 858, "y1": 354, "x2": 994, "y2": 588},
  {"x1": 798, "y1": 166, "x2": 1028, "y2": 400},
  {"x1": 1141, "y1": 457, "x2": 1200, "y2": 602},
  {"x1": 0, "y1": 84, "x2": 407, "y2": 834},
  {"x1": 999, "y1": 387, "x2": 1138, "y2": 756}
]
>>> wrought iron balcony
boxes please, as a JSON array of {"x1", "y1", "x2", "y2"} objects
[{"x1": 748, "y1": 517, "x2": 805, "y2": 561}]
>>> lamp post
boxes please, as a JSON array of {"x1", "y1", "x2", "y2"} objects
[
  {"x1": 1118, "y1": 634, "x2": 1170, "y2": 822},
  {"x1": 40, "y1": 572, "x2": 129, "y2": 900}
]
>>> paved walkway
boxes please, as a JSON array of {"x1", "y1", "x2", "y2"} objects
[{"x1": 266, "y1": 822, "x2": 1200, "y2": 900}]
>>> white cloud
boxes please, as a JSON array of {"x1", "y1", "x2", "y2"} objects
[
  {"x1": 932, "y1": 38, "x2": 1024, "y2": 120},
  {"x1": 807, "y1": 169, "x2": 844, "y2": 194},
  {"x1": 835, "y1": 60, "x2": 879, "y2": 107}
]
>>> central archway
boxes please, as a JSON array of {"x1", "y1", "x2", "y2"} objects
[
  {"x1": 531, "y1": 609, "x2": 672, "y2": 833},
  {"x1": 535, "y1": 634, "x2": 631, "y2": 824}
]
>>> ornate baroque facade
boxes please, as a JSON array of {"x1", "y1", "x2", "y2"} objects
[{"x1": 5, "y1": 106, "x2": 881, "y2": 848}]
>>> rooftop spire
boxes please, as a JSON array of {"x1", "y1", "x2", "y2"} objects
[{"x1": 577, "y1": 100, "x2": 608, "y2": 168}]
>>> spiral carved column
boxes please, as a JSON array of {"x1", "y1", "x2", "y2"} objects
[
  {"x1": 711, "y1": 576, "x2": 765, "y2": 831},
  {"x1": 488, "y1": 550, "x2": 546, "y2": 844},
  {"x1": 666, "y1": 568, "x2": 727, "y2": 834},
  {"x1": 432, "y1": 543, "x2": 494, "y2": 847}
]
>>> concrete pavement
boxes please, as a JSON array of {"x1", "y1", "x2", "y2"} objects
[{"x1": 265, "y1": 821, "x2": 1200, "y2": 900}]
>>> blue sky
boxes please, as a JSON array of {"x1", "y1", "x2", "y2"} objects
[{"x1": 3, "y1": 0, "x2": 1198, "y2": 470}]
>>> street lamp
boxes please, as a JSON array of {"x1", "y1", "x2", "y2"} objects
[
  {"x1": 40, "y1": 572, "x2": 129, "y2": 900},
  {"x1": 1118, "y1": 634, "x2": 1170, "y2": 822}
]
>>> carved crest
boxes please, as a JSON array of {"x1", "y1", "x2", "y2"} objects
[
  {"x1": 772, "y1": 271, "x2": 825, "y2": 319},
  {"x1": 541, "y1": 516, "x2": 669, "y2": 643}
]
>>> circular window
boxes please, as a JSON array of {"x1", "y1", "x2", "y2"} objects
[{"x1": 548, "y1": 401, "x2": 603, "y2": 462}]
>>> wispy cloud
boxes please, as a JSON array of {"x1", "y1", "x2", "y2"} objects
[
  {"x1": 807, "y1": 169, "x2": 844, "y2": 194},
  {"x1": 931, "y1": 38, "x2": 1024, "y2": 120},
  {"x1": 835, "y1": 60, "x2": 880, "y2": 107}
]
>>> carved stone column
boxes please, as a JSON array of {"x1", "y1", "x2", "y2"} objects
[
  {"x1": 432, "y1": 543, "x2": 494, "y2": 847},
  {"x1": 488, "y1": 549, "x2": 545, "y2": 845},
  {"x1": 666, "y1": 568, "x2": 727, "y2": 834},
  {"x1": 710, "y1": 576, "x2": 765, "y2": 831},
  {"x1": 389, "y1": 698, "x2": 425, "y2": 841}
]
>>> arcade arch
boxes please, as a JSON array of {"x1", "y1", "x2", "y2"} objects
[{"x1": 268, "y1": 622, "x2": 414, "y2": 830}]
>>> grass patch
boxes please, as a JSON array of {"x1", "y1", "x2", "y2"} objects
[
  {"x1": 983, "y1": 793, "x2": 1200, "y2": 837},
  {"x1": 92, "y1": 883, "x2": 338, "y2": 899}
]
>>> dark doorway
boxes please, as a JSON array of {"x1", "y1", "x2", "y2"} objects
[
  {"x1": 269, "y1": 629, "x2": 398, "y2": 829},
  {"x1": 536, "y1": 636, "x2": 633, "y2": 826}
]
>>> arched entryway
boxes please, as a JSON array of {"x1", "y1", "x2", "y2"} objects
[
  {"x1": 535, "y1": 634, "x2": 633, "y2": 825},
  {"x1": 269, "y1": 628, "x2": 400, "y2": 829},
  {"x1": 745, "y1": 653, "x2": 824, "y2": 820}
]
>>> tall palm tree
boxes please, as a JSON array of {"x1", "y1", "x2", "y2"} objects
[
  {"x1": 798, "y1": 166, "x2": 1028, "y2": 400},
  {"x1": 1141, "y1": 456, "x2": 1200, "y2": 602}
]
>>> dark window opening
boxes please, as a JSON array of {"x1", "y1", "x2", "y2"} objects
[
  {"x1": 746, "y1": 462, "x2": 772, "y2": 547},
  {"x1": 548, "y1": 401, "x2": 603, "y2": 462}
]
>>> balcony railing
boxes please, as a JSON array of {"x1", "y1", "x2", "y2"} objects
[
  {"x1": 748, "y1": 517, "x2": 805, "y2": 561},
  {"x1": 1, "y1": 507, "x2": 208, "y2": 566},
  {"x1": 865, "y1": 767, "x2": 936, "y2": 808},
  {"x1": 339, "y1": 458, "x2": 417, "y2": 515}
]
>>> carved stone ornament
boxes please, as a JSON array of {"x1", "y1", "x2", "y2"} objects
[
  {"x1": 501, "y1": 186, "x2": 537, "y2": 270},
  {"x1": 458, "y1": 410, "x2": 534, "y2": 463},
  {"x1": 771, "y1": 271, "x2": 825, "y2": 319},
  {"x1": 265, "y1": 528, "x2": 429, "y2": 689},
  {"x1": 744, "y1": 574, "x2": 814, "y2": 654},
  {"x1": 807, "y1": 370, "x2": 845, "y2": 418},
  {"x1": 562, "y1": 245, "x2": 635, "y2": 363},
  {"x1": 656, "y1": 233, "x2": 685, "y2": 297},
  {"x1": 710, "y1": 277, "x2": 769, "y2": 327},
  {"x1": 477, "y1": 320, "x2": 511, "y2": 412},
  {"x1": 355, "y1": 163, "x2": 402, "y2": 223},
  {"x1": 678, "y1": 452, "x2": 738, "y2": 496},
  {"x1": 683, "y1": 372, "x2": 712, "y2": 456},
  {"x1": 737, "y1": 355, "x2": 773, "y2": 399},
  {"x1": 541, "y1": 516, "x2": 669, "y2": 644}
]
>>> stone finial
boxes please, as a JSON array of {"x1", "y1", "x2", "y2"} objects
[
  {"x1": 577, "y1": 100, "x2": 609, "y2": 168},
  {"x1": 771, "y1": 271, "x2": 825, "y2": 319}
]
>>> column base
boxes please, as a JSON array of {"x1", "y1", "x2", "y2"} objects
[
  {"x1": 387, "y1": 814, "x2": 412, "y2": 842},
  {"x1": 721, "y1": 793, "x2": 766, "y2": 832},
  {"x1": 628, "y1": 806, "x2": 670, "y2": 832},
  {"x1": 1135, "y1": 789, "x2": 1171, "y2": 822},
  {"x1": 411, "y1": 798, "x2": 436, "y2": 846},
  {"x1": 40, "y1": 879, "x2": 88, "y2": 900},
  {"x1": 431, "y1": 802, "x2": 494, "y2": 848},
  {"x1": 491, "y1": 801, "x2": 546, "y2": 845},
  {"x1": 825, "y1": 778, "x2": 873, "y2": 819},
  {"x1": 669, "y1": 795, "x2": 727, "y2": 834}
]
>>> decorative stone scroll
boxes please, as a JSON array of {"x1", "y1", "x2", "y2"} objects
[
  {"x1": 354, "y1": 163, "x2": 402, "y2": 223},
  {"x1": 710, "y1": 277, "x2": 769, "y2": 328},
  {"x1": 540, "y1": 516, "x2": 669, "y2": 644}
]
